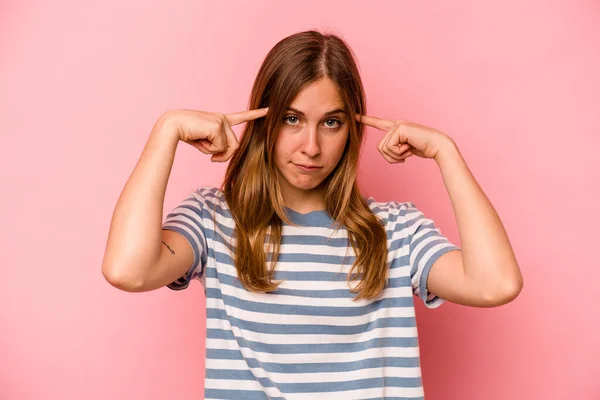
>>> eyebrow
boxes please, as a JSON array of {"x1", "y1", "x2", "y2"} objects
[{"x1": 286, "y1": 107, "x2": 347, "y2": 117}]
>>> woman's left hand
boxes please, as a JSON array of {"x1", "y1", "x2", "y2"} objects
[{"x1": 355, "y1": 114, "x2": 453, "y2": 163}]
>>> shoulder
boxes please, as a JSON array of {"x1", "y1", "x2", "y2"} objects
[
  {"x1": 186, "y1": 186, "x2": 231, "y2": 216},
  {"x1": 364, "y1": 196, "x2": 416, "y2": 229},
  {"x1": 193, "y1": 185, "x2": 225, "y2": 202},
  {"x1": 365, "y1": 196, "x2": 414, "y2": 214}
]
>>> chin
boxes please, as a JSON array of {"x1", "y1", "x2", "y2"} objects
[
  {"x1": 284, "y1": 174, "x2": 326, "y2": 192},
  {"x1": 292, "y1": 180, "x2": 324, "y2": 191}
]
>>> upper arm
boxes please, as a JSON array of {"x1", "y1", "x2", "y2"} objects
[
  {"x1": 399, "y1": 201, "x2": 462, "y2": 308},
  {"x1": 425, "y1": 250, "x2": 477, "y2": 306},
  {"x1": 427, "y1": 249, "x2": 522, "y2": 308},
  {"x1": 157, "y1": 188, "x2": 210, "y2": 291},
  {"x1": 403, "y1": 204, "x2": 495, "y2": 308},
  {"x1": 106, "y1": 188, "x2": 210, "y2": 293},
  {"x1": 131, "y1": 229, "x2": 196, "y2": 292}
]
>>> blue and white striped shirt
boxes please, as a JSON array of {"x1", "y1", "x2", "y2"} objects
[{"x1": 162, "y1": 186, "x2": 460, "y2": 399}]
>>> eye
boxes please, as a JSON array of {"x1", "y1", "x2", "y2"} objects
[
  {"x1": 282, "y1": 115, "x2": 344, "y2": 130},
  {"x1": 324, "y1": 118, "x2": 342, "y2": 129},
  {"x1": 283, "y1": 115, "x2": 300, "y2": 125}
]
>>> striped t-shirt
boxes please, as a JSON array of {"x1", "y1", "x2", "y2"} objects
[{"x1": 162, "y1": 186, "x2": 461, "y2": 400}]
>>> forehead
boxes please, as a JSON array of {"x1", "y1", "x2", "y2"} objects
[{"x1": 288, "y1": 78, "x2": 345, "y2": 113}]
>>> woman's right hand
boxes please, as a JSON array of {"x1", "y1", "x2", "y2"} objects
[{"x1": 164, "y1": 107, "x2": 269, "y2": 162}]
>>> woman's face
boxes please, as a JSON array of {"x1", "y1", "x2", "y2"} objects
[{"x1": 274, "y1": 77, "x2": 350, "y2": 205}]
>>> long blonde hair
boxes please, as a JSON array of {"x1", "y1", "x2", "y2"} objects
[{"x1": 221, "y1": 30, "x2": 388, "y2": 300}]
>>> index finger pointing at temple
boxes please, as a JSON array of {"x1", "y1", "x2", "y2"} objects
[
  {"x1": 226, "y1": 107, "x2": 269, "y2": 126},
  {"x1": 355, "y1": 114, "x2": 394, "y2": 131}
]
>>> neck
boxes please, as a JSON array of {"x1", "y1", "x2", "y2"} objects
[{"x1": 281, "y1": 183, "x2": 326, "y2": 214}]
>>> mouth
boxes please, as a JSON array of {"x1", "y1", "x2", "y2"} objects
[{"x1": 294, "y1": 163, "x2": 323, "y2": 172}]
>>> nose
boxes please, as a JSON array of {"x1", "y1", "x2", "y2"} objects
[{"x1": 301, "y1": 126, "x2": 321, "y2": 157}]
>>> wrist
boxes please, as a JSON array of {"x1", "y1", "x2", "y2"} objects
[
  {"x1": 153, "y1": 111, "x2": 181, "y2": 143},
  {"x1": 434, "y1": 136, "x2": 459, "y2": 164}
]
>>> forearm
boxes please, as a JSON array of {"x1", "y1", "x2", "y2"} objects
[
  {"x1": 102, "y1": 112, "x2": 180, "y2": 286},
  {"x1": 434, "y1": 139, "x2": 523, "y2": 297}
]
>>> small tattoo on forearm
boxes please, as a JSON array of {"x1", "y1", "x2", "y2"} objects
[{"x1": 161, "y1": 240, "x2": 175, "y2": 255}]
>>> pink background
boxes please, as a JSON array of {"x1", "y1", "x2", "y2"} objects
[{"x1": 1, "y1": 1, "x2": 598, "y2": 399}]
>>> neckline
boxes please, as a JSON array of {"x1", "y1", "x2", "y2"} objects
[{"x1": 283, "y1": 206, "x2": 334, "y2": 227}]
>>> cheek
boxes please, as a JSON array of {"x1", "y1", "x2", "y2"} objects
[
  {"x1": 273, "y1": 136, "x2": 290, "y2": 165},
  {"x1": 274, "y1": 129, "x2": 298, "y2": 159},
  {"x1": 331, "y1": 133, "x2": 350, "y2": 158}
]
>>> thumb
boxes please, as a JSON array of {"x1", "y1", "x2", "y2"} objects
[{"x1": 191, "y1": 138, "x2": 214, "y2": 155}]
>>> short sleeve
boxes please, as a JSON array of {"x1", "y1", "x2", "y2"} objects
[
  {"x1": 402, "y1": 202, "x2": 461, "y2": 308},
  {"x1": 161, "y1": 189, "x2": 209, "y2": 290}
]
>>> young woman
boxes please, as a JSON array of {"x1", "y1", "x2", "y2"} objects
[{"x1": 102, "y1": 30, "x2": 523, "y2": 399}]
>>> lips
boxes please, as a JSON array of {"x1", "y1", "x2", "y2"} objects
[
  {"x1": 296, "y1": 164, "x2": 321, "y2": 168},
  {"x1": 294, "y1": 163, "x2": 322, "y2": 172}
]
